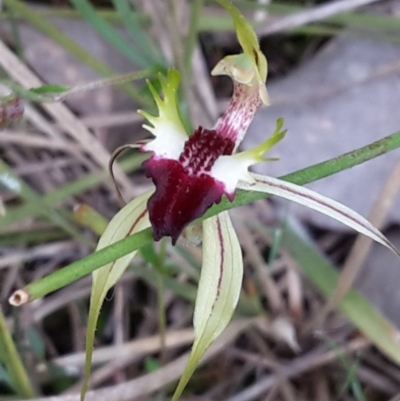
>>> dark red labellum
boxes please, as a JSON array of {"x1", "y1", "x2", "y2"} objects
[{"x1": 143, "y1": 127, "x2": 235, "y2": 244}]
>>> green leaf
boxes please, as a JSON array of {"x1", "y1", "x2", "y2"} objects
[{"x1": 29, "y1": 84, "x2": 69, "y2": 94}]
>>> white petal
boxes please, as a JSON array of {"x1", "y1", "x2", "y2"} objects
[
  {"x1": 139, "y1": 69, "x2": 188, "y2": 160},
  {"x1": 171, "y1": 212, "x2": 243, "y2": 400},
  {"x1": 238, "y1": 173, "x2": 400, "y2": 257},
  {"x1": 211, "y1": 154, "x2": 254, "y2": 195},
  {"x1": 141, "y1": 120, "x2": 186, "y2": 160}
]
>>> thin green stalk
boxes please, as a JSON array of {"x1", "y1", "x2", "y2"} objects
[
  {"x1": 156, "y1": 270, "x2": 167, "y2": 363},
  {"x1": 16, "y1": 229, "x2": 153, "y2": 301},
  {"x1": 0, "y1": 308, "x2": 35, "y2": 398},
  {"x1": 0, "y1": 228, "x2": 66, "y2": 246},
  {"x1": 3, "y1": 0, "x2": 151, "y2": 107},
  {"x1": 156, "y1": 239, "x2": 168, "y2": 363},
  {"x1": 183, "y1": 0, "x2": 205, "y2": 77},
  {"x1": 12, "y1": 129, "x2": 400, "y2": 303}
]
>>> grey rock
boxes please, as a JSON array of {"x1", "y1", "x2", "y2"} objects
[{"x1": 244, "y1": 37, "x2": 400, "y2": 230}]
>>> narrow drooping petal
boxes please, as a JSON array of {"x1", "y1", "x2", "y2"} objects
[
  {"x1": 238, "y1": 174, "x2": 400, "y2": 256},
  {"x1": 144, "y1": 127, "x2": 235, "y2": 243},
  {"x1": 171, "y1": 212, "x2": 243, "y2": 401},
  {"x1": 81, "y1": 191, "x2": 152, "y2": 401}
]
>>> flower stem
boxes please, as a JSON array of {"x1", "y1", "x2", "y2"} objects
[
  {"x1": 10, "y1": 130, "x2": 400, "y2": 304},
  {"x1": 9, "y1": 228, "x2": 153, "y2": 304}
]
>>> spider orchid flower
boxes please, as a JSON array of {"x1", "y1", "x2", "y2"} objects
[{"x1": 82, "y1": 1, "x2": 399, "y2": 400}]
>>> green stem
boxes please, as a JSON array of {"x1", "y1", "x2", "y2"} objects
[
  {"x1": 14, "y1": 130, "x2": 400, "y2": 302},
  {"x1": 156, "y1": 239, "x2": 168, "y2": 363},
  {"x1": 19, "y1": 229, "x2": 153, "y2": 301},
  {"x1": 156, "y1": 270, "x2": 167, "y2": 363},
  {"x1": 0, "y1": 308, "x2": 35, "y2": 398}
]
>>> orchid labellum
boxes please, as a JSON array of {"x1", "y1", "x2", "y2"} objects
[{"x1": 82, "y1": 1, "x2": 399, "y2": 400}]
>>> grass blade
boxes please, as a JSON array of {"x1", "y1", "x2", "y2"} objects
[
  {"x1": 110, "y1": 0, "x2": 163, "y2": 65},
  {"x1": 69, "y1": 0, "x2": 151, "y2": 68},
  {"x1": 0, "y1": 307, "x2": 35, "y2": 398}
]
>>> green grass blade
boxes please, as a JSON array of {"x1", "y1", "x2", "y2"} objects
[
  {"x1": 0, "y1": 228, "x2": 67, "y2": 246},
  {"x1": 110, "y1": 0, "x2": 163, "y2": 65},
  {"x1": 69, "y1": 0, "x2": 151, "y2": 68},
  {"x1": 0, "y1": 308, "x2": 35, "y2": 398}
]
